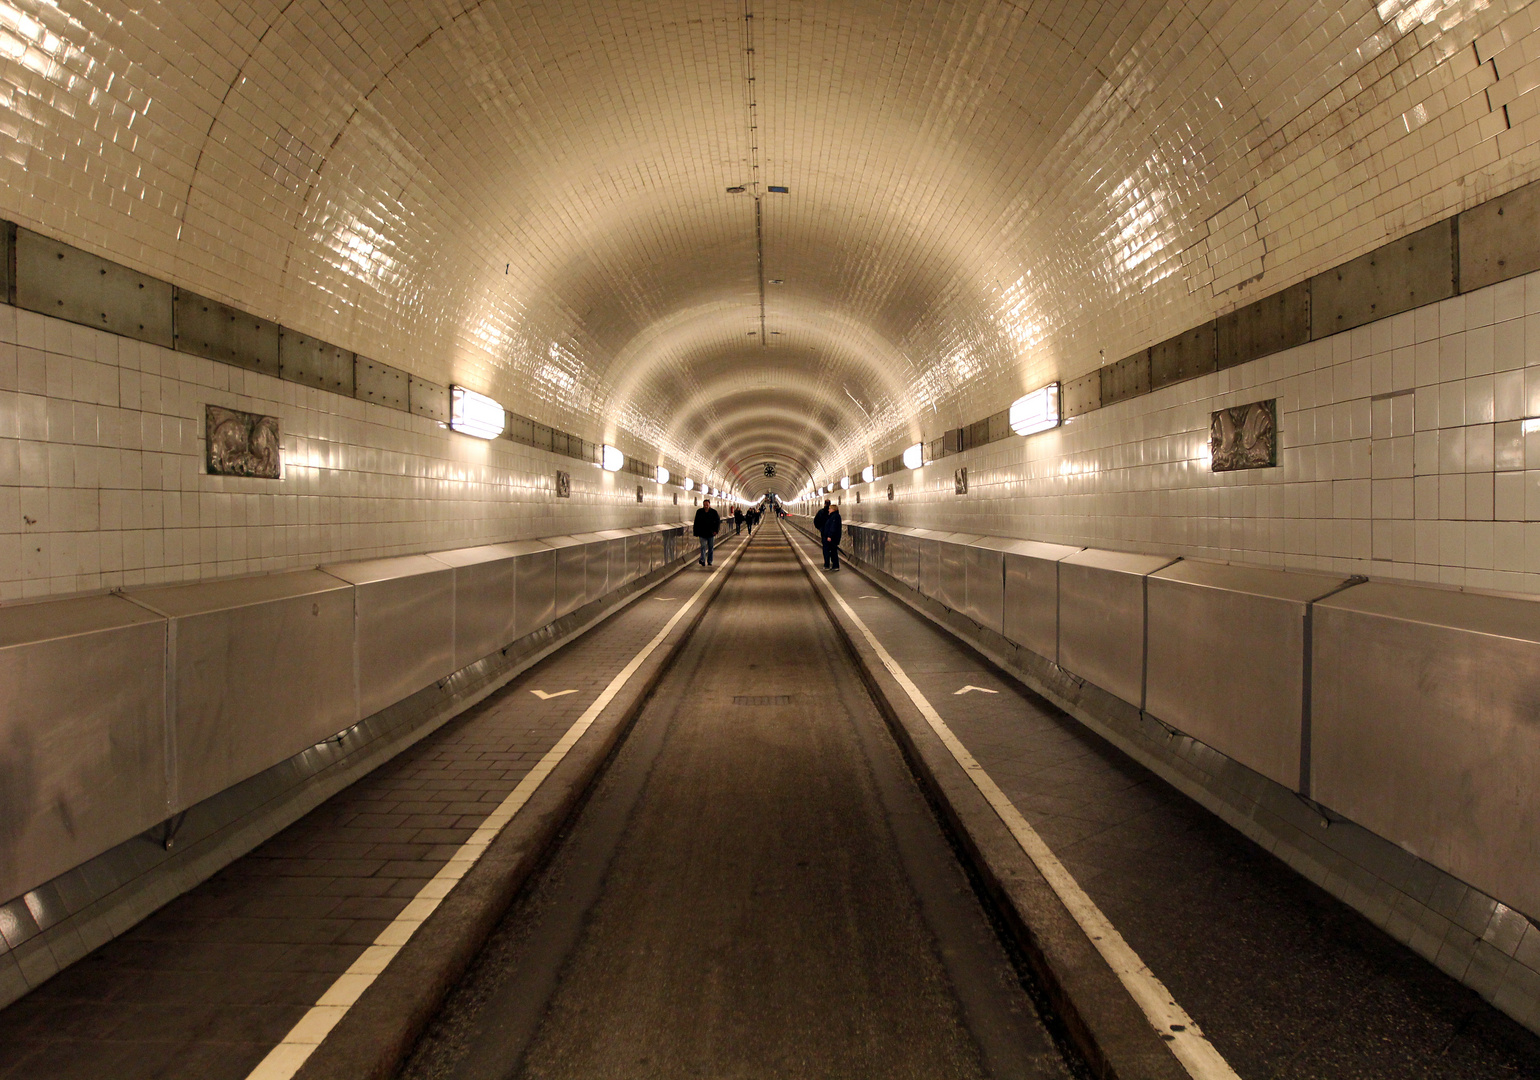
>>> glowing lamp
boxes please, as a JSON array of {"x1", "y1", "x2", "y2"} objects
[
  {"x1": 902, "y1": 443, "x2": 924, "y2": 470},
  {"x1": 1009, "y1": 382, "x2": 1062, "y2": 437},
  {"x1": 449, "y1": 386, "x2": 505, "y2": 440}
]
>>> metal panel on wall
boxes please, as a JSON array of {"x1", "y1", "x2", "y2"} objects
[
  {"x1": 280, "y1": 331, "x2": 355, "y2": 395},
  {"x1": 0, "y1": 595, "x2": 168, "y2": 902},
  {"x1": 1216, "y1": 281, "x2": 1310, "y2": 370},
  {"x1": 1458, "y1": 177, "x2": 1540, "y2": 292},
  {"x1": 174, "y1": 289, "x2": 280, "y2": 375},
  {"x1": 1000, "y1": 539, "x2": 1082, "y2": 659},
  {"x1": 355, "y1": 357, "x2": 408, "y2": 411},
  {"x1": 1063, "y1": 372, "x2": 1101, "y2": 418},
  {"x1": 1100, "y1": 351, "x2": 1150, "y2": 405},
  {"x1": 127, "y1": 571, "x2": 355, "y2": 811},
  {"x1": 1145, "y1": 561, "x2": 1350, "y2": 789},
  {"x1": 409, "y1": 376, "x2": 450, "y2": 422},
  {"x1": 428, "y1": 545, "x2": 519, "y2": 670},
  {"x1": 1149, "y1": 322, "x2": 1217, "y2": 390},
  {"x1": 1312, "y1": 583, "x2": 1540, "y2": 918},
  {"x1": 1310, "y1": 220, "x2": 1454, "y2": 338},
  {"x1": 15, "y1": 229, "x2": 174, "y2": 347},
  {"x1": 323, "y1": 556, "x2": 456, "y2": 720},
  {"x1": 1057, "y1": 549, "x2": 1177, "y2": 708}
]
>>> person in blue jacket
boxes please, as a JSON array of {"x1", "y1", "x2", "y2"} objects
[{"x1": 822, "y1": 503, "x2": 843, "y2": 571}]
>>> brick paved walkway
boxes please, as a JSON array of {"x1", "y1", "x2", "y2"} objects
[{"x1": 0, "y1": 535, "x2": 745, "y2": 1080}]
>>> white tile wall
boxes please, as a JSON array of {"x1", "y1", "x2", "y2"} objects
[
  {"x1": 0, "y1": 307, "x2": 686, "y2": 601},
  {"x1": 853, "y1": 269, "x2": 1540, "y2": 596},
  {"x1": 5, "y1": 1, "x2": 1540, "y2": 493}
]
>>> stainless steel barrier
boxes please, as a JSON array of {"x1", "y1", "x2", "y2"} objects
[
  {"x1": 128, "y1": 570, "x2": 356, "y2": 810},
  {"x1": 1312, "y1": 582, "x2": 1540, "y2": 917},
  {"x1": 428, "y1": 544, "x2": 520, "y2": 671},
  {"x1": 323, "y1": 555, "x2": 458, "y2": 720},
  {"x1": 546, "y1": 535, "x2": 589, "y2": 618},
  {"x1": 998, "y1": 538, "x2": 1082, "y2": 656},
  {"x1": 0, "y1": 523, "x2": 697, "y2": 907},
  {"x1": 0, "y1": 595, "x2": 168, "y2": 904},
  {"x1": 1057, "y1": 548, "x2": 1178, "y2": 709},
  {"x1": 1145, "y1": 561, "x2": 1350, "y2": 789}
]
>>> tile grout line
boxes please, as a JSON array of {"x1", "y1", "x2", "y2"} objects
[
  {"x1": 243, "y1": 538, "x2": 749, "y2": 1080},
  {"x1": 783, "y1": 525, "x2": 1242, "y2": 1080}
]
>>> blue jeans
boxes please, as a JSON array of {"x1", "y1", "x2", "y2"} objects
[{"x1": 698, "y1": 535, "x2": 715, "y2": 565}]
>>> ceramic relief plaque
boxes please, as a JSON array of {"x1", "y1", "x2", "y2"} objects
[
  {"x1": 1210, "y1": 399, "x2": 1277, "y2": 471},
  {"x1": 555, "y1": 470, "x2": 571, "y2": 497},
  {"x1": 205, "y1": 405, "x2": 280, "y2": 478}
]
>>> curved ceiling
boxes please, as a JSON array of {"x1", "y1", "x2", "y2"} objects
[{"x1": 0, "y1": 0, "x2": 1524, "y2": 498}]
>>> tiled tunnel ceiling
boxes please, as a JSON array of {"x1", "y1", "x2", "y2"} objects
[{"x1": 0, "y1": 0, "x2": 1529, "y2": 496}]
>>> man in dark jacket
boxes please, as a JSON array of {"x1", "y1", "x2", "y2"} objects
[
  {"x1": 733, "y1": 507, "x2": 744, "y2": 534},
  {"x1": 822, "y1": 503, "x2": 843, "y2": 571},
  {"x1": 693, "y1": 499, "x2": 721, "y2": 566},
  {"x1": 813, "y1": 500, "x2": 832, "y2": 567}
]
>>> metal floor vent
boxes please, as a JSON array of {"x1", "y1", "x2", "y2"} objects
[{"x1": 733, "y1": 695, "x2": 794, "y2": 706}]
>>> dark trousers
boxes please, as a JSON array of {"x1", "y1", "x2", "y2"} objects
[
  {"x1": 735, "y1": 519, "x2": 741, "y2": 534},
  {"x1": 698, "y1": 535, "x2": 715, "y2": 565},
  {"x1": 822, "y1": 536, "x2": 839, "y2": 569}
]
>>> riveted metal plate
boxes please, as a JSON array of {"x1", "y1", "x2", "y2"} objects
[
  {"x1": 1310, "y1": 221, "x2": 1454, "y2": 338},
  {"x1": 1100, "y1": 351, "x2": 1150, "y2": 405},
  {"x1": 1, "y1": 220, "x2": 13, "y2": 306},
  {"x1": 1459, "y1": 178, "x2": 1540, "y2": 292},
  {"x1": 280, "y1": 330, "x2": 354, "y2": 394},
  {"x1": 16, "y1": 229, "x2": 173, "y2": 346},
  {"x1": 1063, "y1": 371, "x2": 1101, "y2": 418},
  {"x1": 409, "y1": 376, "x2": 449, "y2": 422},
  {"x1": 1150, "y1": 321, "x2": 1217, "y2": 389},
  {"x1": 173, "y1": 289, "x2": 279, "y2": 374},
  {"x1": 354, "y1": 356, "x2": 408, "y2": 410},
  {"x1": 1217, "y1": 280, "x2": 1310, "y2": 370}
]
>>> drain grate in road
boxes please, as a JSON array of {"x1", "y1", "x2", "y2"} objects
[{"x1": 733, "y1": 695, "x2": 794, "y2": 706}]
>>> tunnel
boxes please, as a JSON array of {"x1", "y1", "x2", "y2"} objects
[{"x1": 2, "y1": 1, "x2": 1540, "y2": 1077}]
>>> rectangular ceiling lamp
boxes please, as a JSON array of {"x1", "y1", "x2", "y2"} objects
[
  {"x1": 1009, "y1": 382, "x2": 1062, "y2": 437},
  {"x1": 450, "y1": 386, "x2": 506, "y2": 439}
]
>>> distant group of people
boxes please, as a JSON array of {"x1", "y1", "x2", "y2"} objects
[
  {"x1": 813, "y1": 499, "x2": 842, "y2": 571},
  {"x1": 690, "y1": 499, "x2": 765, "y2": 567}
]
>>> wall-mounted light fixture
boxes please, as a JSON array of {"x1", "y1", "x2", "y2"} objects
[
  {"x1": 902, "y1": 443, "x2": 924, "y2": 470},
  {"x1": 861, "y1": 465, "x2": 875, "y2": 483},
  {"x1": 601, "y1": 444, "x2": 624, "y2": 471},
  {"x1": 1009, "y1": 382, "x2": 1062, "y2": 437},
  {"x1": 656, "y1": 465, "x2": 670, "y2": 484},
  {"x1": 684, "y1": 478, "x2": 695, "y2": 491},
  {"x1": 840, "y1": 476, "x2": 850, "y2": 489},
  {"x1": 449, "y1": 387, "x2": 505, "y2": 440}
]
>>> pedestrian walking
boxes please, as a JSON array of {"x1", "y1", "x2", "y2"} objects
[
  {"x1": 822, "y1": 503, "x2": 843, "y2": 571},
  {"x1": 813, "y1": 500, "x2": 832, "y2": 568},
  {"x1": 693, "y1": 498, "x2": 721, "y2": 566},
  {"x1": 734, "y1": 507, "x2": 744, "y2": 535}
]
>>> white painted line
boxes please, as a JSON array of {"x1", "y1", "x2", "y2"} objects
[
  {"x1": 787, "y1": 532, "x2": 1241, "y2": 1080},
  {"x1": 243, "y1": 548, "x2": 742, "y2": 1080},
  {"x1": 954, "y1": 685, "x2": 999, "y2": 695},
  {"x1": 529, "y1": 688, "x2": 578, "y2": 700}
]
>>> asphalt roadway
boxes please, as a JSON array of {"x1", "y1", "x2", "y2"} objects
[{"x1": 397, "y1": 528, "x2": 1074, "y2": 1080}]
